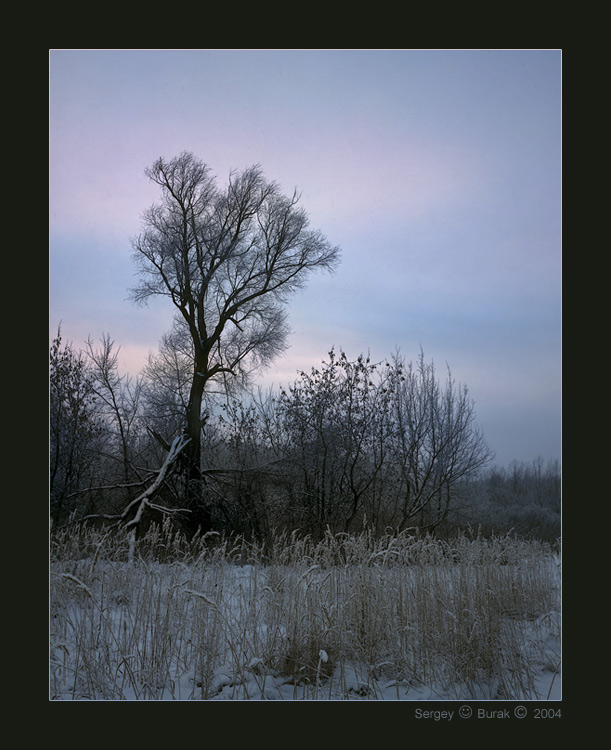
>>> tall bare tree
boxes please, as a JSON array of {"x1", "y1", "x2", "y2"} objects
[{"x1": 130, "y1": 152, "x2": 340, "y2": 529}]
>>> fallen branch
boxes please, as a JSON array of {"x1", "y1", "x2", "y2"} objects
[
  {"x1": 121, "y1": 434, "x2": 192, "y2": 562},
  {"x1": 71, "y1": 434, "x2": 192, "y2": 560},
  {"x1": 123, "y1": 434, "x2": 191, "y2": 528}
]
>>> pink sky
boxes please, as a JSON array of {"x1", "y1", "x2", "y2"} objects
[{"x1": 49, "y1": 50, "x2": 561, "y2": 466}]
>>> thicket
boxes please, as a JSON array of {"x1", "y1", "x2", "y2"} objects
[
  {"x1": 50, "y1": 331, "x2": 559, "y2": 543},
  {"x1": 450, "y1": 458, "x2": 561, "y2": 543}
]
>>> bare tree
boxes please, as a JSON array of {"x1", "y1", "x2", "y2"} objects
[
  {"x1": 130, "y1": 152, "x2": 340, "y2": 529},
  {"x1": 388, "y1": 351, "x2": 494, "y2": 530},
  {"x1": 50, "y1": 327, "x2": 103, "y2": 523},
  {"x1": 270, "y1": 350, "x2": 396, "y2": 534},
  {"x1": 141, "y1": 322, "x2": 194, "y2": 445},
  {"x1": 85, "y1": 334, "x2": 145, "y2": 489},
  {"x1": 260, "y1": 349, "x2": 493, "y2": 536}
]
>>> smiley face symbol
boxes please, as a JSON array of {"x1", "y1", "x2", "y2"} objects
[{"x1": 459, "y1": 705, "x2": 472, "y2": 718}]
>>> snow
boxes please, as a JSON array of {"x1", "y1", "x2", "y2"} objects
[{"x1": 50, "y1": 552, "x2": 561, "y2": 702}]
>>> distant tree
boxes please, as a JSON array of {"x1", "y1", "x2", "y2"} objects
[
  {"x1": 457, "y1": 458, "x2": 561, "y2": 541},
  {"x1": 49, "y1": 328, "x2": 102, "y2": 523},
  {"x1": 130, "y1": 152, "x2": 340, "y2": 530},
  {"x1": 387, "y1": 351, "x2": 494, "y2": 530},
  {"x1": 85, "y1": 334, "x2": 145, "y2": 490},
  {"x1": 139, "y1": 323, "x2": 193, "y2": 462}
]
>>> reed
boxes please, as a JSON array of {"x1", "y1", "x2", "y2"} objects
[{"x1": 50, "y1": 524, "x2": 561, "y2": 700}]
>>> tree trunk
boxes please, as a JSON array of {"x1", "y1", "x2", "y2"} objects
[{"x1": 183, "y1": 366, "x2": 212, "y2": 533}]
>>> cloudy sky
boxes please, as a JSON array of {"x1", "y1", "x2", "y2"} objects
[{"x1": 49, "y1": 49, "x2": 561, "y2": 467}]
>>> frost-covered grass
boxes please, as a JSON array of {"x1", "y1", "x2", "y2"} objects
[{"x1": 49, "y1": 522, "x2": 561, "y2": 701}]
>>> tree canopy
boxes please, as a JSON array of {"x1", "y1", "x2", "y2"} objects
[{"x1": 129, "y1": 152, "x2": 340, "y2": 529}]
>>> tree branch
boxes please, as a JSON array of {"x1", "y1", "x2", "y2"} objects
[{"x1": 77, "y1": 435, "x2": 192, "y2": 534}]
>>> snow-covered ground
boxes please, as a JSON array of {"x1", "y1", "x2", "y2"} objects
[{"x1": 50, "y1": 548, "x2": 561, "y2": 701}]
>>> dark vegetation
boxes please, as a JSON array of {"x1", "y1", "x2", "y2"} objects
[{"x1": 50, "y1": 329, "x2": 560, "y2": 544}]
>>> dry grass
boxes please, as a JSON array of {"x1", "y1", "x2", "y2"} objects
[{"x1": 50, "y1": 521, "x2": 561, "y2": 700}]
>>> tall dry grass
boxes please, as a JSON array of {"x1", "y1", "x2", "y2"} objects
[{"x1": 50, "y1": 520, "x2": 561, "y2": 700}]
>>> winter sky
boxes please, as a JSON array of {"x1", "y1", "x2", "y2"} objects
[{"x1": 49, "y1": 49, "x2": 561, "y2": 468}]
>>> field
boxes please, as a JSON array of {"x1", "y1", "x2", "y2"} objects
[{"x1": 49, "y1": 522, "x2": 561, "y2": 701}]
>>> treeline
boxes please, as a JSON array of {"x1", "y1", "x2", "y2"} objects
[
  {"x1": 453, "y1": 458, "x2": 561, "y2": 543},
  {"x1": 50, "y1": 329, "x2": 559, "y2": 542}
]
